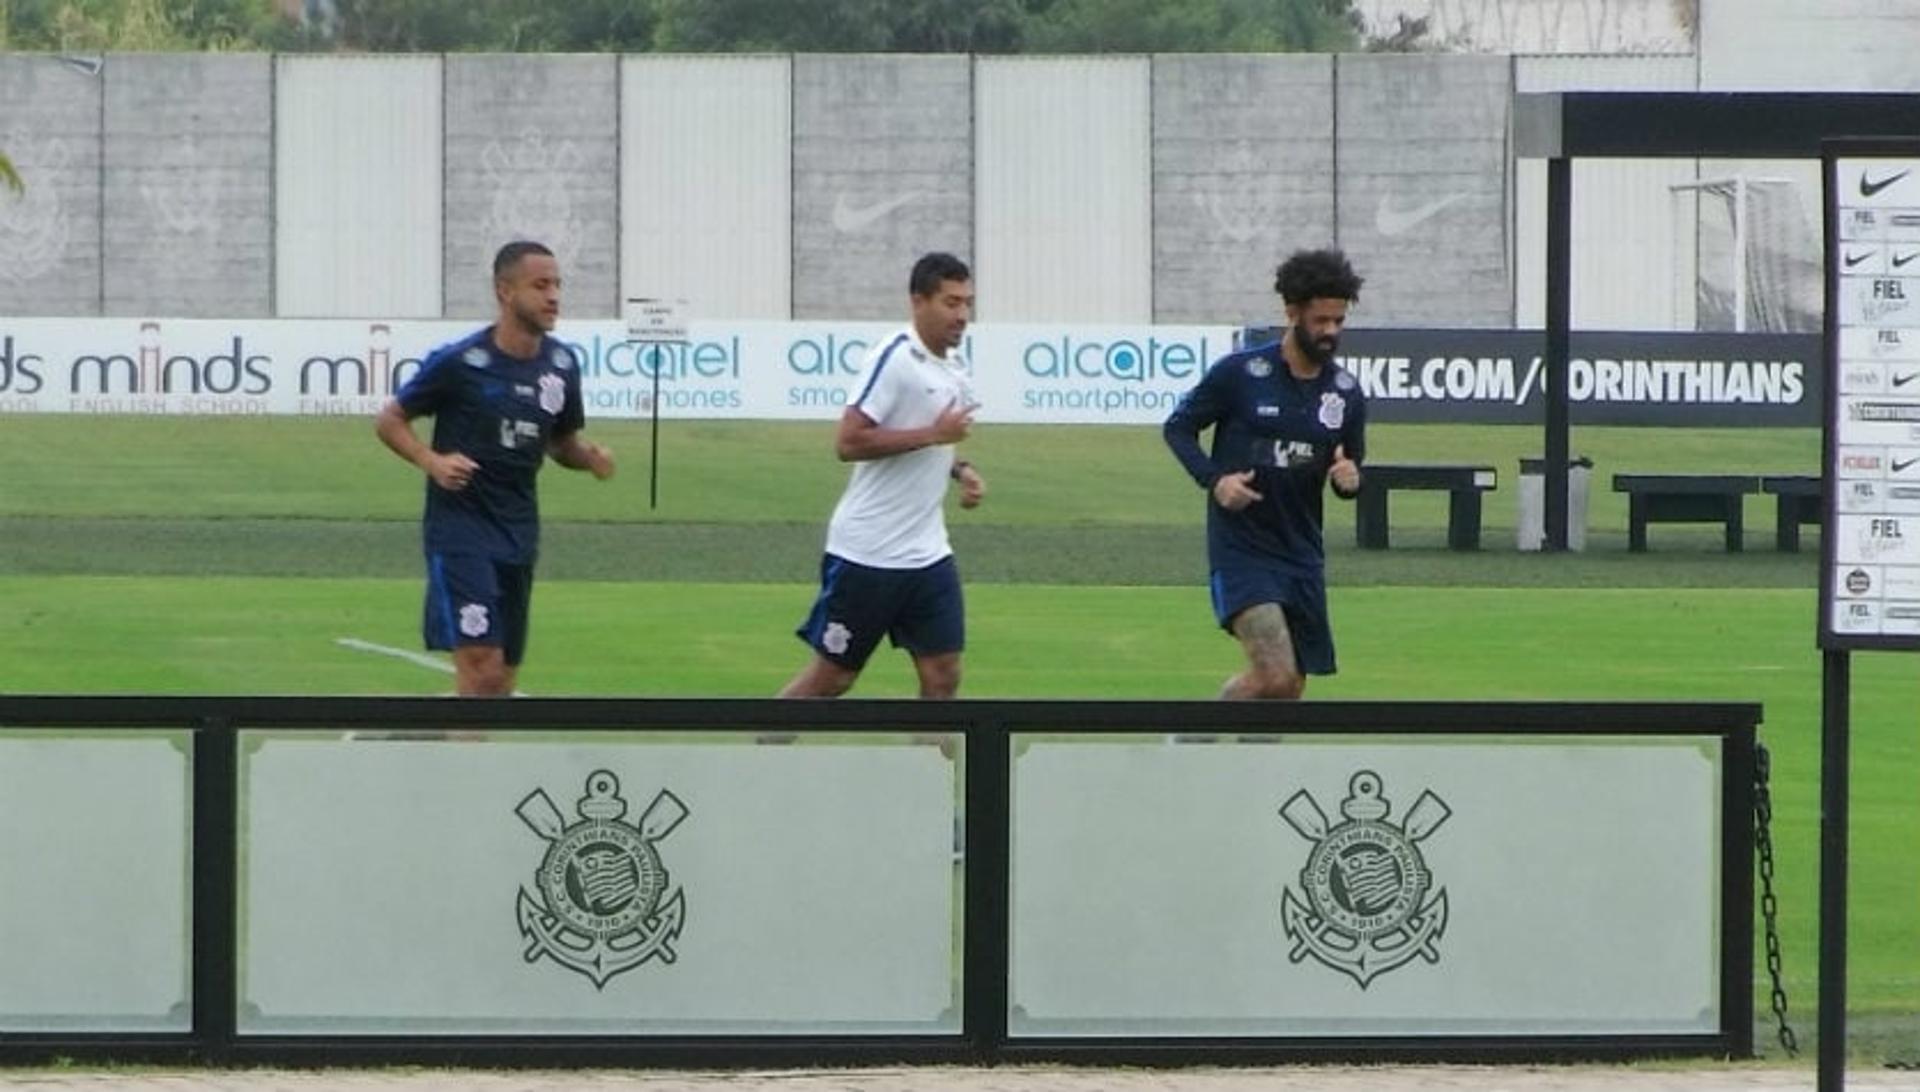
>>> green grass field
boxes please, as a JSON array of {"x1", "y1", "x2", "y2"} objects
[{"x1": 0, "y1": 415, "x2": 1911, "y2": 1059}]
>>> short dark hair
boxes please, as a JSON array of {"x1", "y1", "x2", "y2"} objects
[
  {"x1": 1274, "y1": 248, "x2": 1363, "y2": 307},
  {"x1": 493, "y1": 240, "x2": 554, "y2": 280},
  {"x1": 909, "y1": 252, "x2": 971, "y2": 297}
]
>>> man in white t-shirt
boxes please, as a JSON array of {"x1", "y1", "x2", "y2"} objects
[{"x1": 779, "y1": 252, "x2": 986, "y2": 699}]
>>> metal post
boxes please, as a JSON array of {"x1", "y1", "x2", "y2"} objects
[
  {"x1": 1733, "y1": 176, "x2": 1749, "y2": 333},
  {"x1": 191, "y1": 718, "x2": 238, "y2": 1062},
  {"x1": 649, "y1": 344, "x2": 662, "y2": 510},
  {"x1": 1545, "y1": 156, "x2": 1572, "y2": 551},
  {"x1": 964, "y1": 715, "x2": 1011, "y2": 1060},
  {"x1": 1818, "y1": 649, "x2": 1850, "y2": 1091}
]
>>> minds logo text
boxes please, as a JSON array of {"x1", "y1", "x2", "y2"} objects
[
  {"x1": 0, "y1": 336, "x2": 46, "y2": 395},
  {"x1": 68, "y1": 331, "x2": 271, "y2": 396}
]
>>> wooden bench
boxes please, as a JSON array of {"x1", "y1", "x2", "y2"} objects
[
  {"x1": 1355, "y1": 464, "x2": 1498, "y2": 551},
  {"x1": 1760, "y1": 475, "x2": 1822, "y2": 552},
  {"x1": 1612, "y1": 474, "x2": 1759, "y2": 552}
]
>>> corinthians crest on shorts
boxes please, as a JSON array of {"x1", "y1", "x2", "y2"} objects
[
  {"x1": 515, "y1": 770, "x2": 688, "y2": 988},
  {"x1": 1278, "y1": 770, "x2": 1450, "y2": 988}
]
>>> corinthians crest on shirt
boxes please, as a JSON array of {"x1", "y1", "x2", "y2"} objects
[
  {"x1": 515, "y1": 770, "x2": 688, "y2": 988},
  {"x1": 537, "y1": 372, "x2": 566, "y2": 415},
  {"x1": 1278, "y1": 770, "x2": 1450, "y2": 988}
]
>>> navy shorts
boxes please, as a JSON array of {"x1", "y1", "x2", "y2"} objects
[
  {"x1": 1209, "y1": 566, "x2": 1337, "y2": 675},
  {"x1": 795, "y1": 554, "x2": 965, "y2": 671},
  {"x1": 423, "y1": 553, "x2": 535, "y2": 666}
]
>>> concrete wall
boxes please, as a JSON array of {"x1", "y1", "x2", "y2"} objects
[
  {"x1": 620, "y1": 56, "x2": 792, "y2": 322},
  {"x1": 1334, "y1": 53, "x2": 1510, "y2": 328},
  {"x1": 975, "y1": 57, "x2": 1152, "y2": 323},
  {"x1": 103, "y1": 54, "x2": 273, "y2": 317},
  {"x1": 1151, "y1": 55, "x2": 1334, "y2": 325},
  {"x1": 791, "y1": 54, "x2": 974, "y2": 321},
  {"x1": 443, "y1": 55, "x2": 620, "y2": 321},
  {"x1": 1700, "y1": 0, "x2": 1920, "y2": 91},
  {"x1": 0, "y1": 55, "x2": 103, "y2": 316},
  {"x1": 274, "y1": 56, "x2": 442, "y2": 318}
]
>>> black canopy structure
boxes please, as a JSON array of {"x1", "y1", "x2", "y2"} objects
[{"x1": 1513, "y1": 90, "x2": 1920, "y2": 1092}]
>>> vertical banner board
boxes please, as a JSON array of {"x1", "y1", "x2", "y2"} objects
[{"x1": 1823, "y1": 141, "x2": 1920, "y2": 648}]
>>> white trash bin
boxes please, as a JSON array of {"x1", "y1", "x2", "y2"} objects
[{"x1": 1517, "y1": 456, "x2": 1593, "y2": 551}]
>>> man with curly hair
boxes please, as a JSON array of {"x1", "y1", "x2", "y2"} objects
[{"x1": 1163, "y1": 247, "x2": 1367, "y2": 699}]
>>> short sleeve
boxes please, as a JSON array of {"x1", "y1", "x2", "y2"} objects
[
  {"x1": 850, "y1": 335, "x2": 912, "y2": 425},
  {"x1": 395, "y1": 344, "x2": 459, "y2": 417}
]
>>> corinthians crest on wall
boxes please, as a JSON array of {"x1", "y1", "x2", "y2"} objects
[
  {"x1": 515, "y1": 770, "x2": 688, "y2": 989},
  {"x1": 1278, "y1": 770, "x2": 1450, "y2": 988}
]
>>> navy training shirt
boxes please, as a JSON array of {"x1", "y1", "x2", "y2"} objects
[
  {"x1": 1163, "y1": 339, "x2": 1367, "y2": 572},
  {"x1": 395, "y1": 327, "x2": 585, "y2": 564}
]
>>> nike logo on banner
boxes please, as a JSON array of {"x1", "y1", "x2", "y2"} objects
[
  {"x1": 1894, "y1": 457, "x2": 1920, "y2": 473},
  {"x1": 1896, "y1": 252, "x2": 1919, "y2": 269},
  {"x1": 1895, "y1": 373, "x2": 1920, "y2": 389},
  {"x1": 1846, "y1": 251, "x2": 1874, "y2": 267},
  {"x1": 831, "y1": 192, "x2": 925, "y2": 233},
  {"x1": 1374, "y1": 193, "x2": 1469, "y2": 237},
  {"x1": 1861, "y1": 169, "x2": 1911, "y2": 198}
]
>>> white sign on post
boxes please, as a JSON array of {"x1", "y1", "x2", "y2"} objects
[
  {"x1": 624, "y1": 297, "x2": 689, "y2": 344},
  {"x1": 1824, "y1": 148, "x2": 1920, "y2": 647}
]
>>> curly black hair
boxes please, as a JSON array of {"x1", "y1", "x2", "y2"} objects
[{"x1": 1273, "y1": 248, "x2": 1363, "y2": 307}]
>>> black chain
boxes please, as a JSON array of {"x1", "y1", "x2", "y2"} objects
[{"x1": 1754, "y1": 742, "x2": 1799, "y2": 1058}]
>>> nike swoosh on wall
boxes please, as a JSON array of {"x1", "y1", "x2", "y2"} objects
[
  {"x1": 1861, "y1": 169, "x2": 1911, "y2": 198},
  {"x1": 1373, "y1": 193, "x2": 1470, "y2": 237},
  {"x1": 832, "y1": 192, "x2": 927, "y2": 233}
]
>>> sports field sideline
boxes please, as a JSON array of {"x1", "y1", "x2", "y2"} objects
[
  {"x1": 0, "y1": 1063, "x2": 1917, "y2": 1089},
  {"x1": 1, "y1": 415, "x2": 1915, "y2": 1066}
]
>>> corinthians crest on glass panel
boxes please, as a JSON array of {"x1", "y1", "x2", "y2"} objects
[
  {"x1": 1278, "y1": 770, "x2": 1451, "y2": 988},
  {"x1": 515, "y1": 770, "x2": 688, "y2": 989}
]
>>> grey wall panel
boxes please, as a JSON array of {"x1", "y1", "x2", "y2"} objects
[
  {"x1": 1514, "y1": 54, "x2": 1700, "y2": 330},
  {"x1": 102, "y1": 54, "x2": 272, "y2": 317},
  {"x1": 275, "y1": 56, "x2": 443, "y2": 318},
  {"x1": 621, "y1": 56, "x2": 791, "y2": 321},
  {"x1": 792, "y1": 55, "x2": 973, "y2": 321},
  {"x1": 0, "y1": 55, "x2": 103, "y2": 316},
  {"x1": 1701, "y1": 0, "x2": 1920, "y2": 91},
  {"x1": 1152, "y1": 55, "x2": 1333, "y2": 325},
  {"x1": 1335, "y1": 54, "x2": 1510, "y2": 328},
  {"x1": 443, "y1": 55, "x2": 619, "y2": 320},
  {"x1": 976, "y1": 57, "x2": 1151, "y2": 322}
]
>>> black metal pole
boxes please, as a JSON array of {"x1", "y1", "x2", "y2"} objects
[
  {"x1": 649, "y1": 344, "x2": 662, "y2": 510},
  {"x1": 1544, "y1": 156, "x2": 1572, "y2": 551},
  {"x1": 964, "y1": 714, "x2": 1012, "y2": 1060},
  {"x1": 1818, "y1": 649, "x2": 1850, "y2": 1091},
  {"x1": 190, "y1": 717, "x2": 238, "y2": 1063}
]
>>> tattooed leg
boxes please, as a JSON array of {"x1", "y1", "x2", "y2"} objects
[{"x1": 1222, "y1": 603, "x2": 1305, "y2": 700}]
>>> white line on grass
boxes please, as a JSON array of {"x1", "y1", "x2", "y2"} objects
[
  {"x1": 335, "y1": 637, "x2": 455, "y2": 675},
  {"x1": 334, "y1": 636, "x2": 532, "y2": 697}
]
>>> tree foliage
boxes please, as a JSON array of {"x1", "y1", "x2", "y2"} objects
[
  {"x1": 1, "y1": 0, "x2": 1365, "y2": 53},
  {"x1": 1022, "y1": 0, "x2": 1360, "y2": 53}
]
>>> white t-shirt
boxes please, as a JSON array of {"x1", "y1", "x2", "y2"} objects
[{"x1": 824, "y1": 327, "x2": 976, "y2": 569}]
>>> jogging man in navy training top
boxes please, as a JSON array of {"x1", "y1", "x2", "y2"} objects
[
  {"x1": 375, "y1": 240, "x2": 615, "y2": 697},
  {"x1": 1163, "y1": 247, "x2": 1366, "y2": 699}
]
